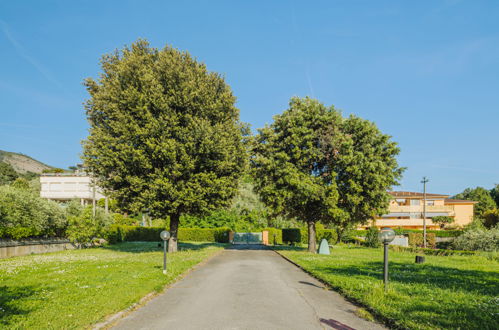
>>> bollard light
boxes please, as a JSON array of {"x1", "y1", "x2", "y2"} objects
[
  {"x1": 160, "y1": 230, "x2": 170, "y2": 274},
  {"x1": 378, "y1": 227, "x2": 395, "y2": 292}
]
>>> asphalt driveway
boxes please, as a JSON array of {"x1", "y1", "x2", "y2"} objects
[{"x1": 112, "y1": 247, "x2": 384, "y2": 330}]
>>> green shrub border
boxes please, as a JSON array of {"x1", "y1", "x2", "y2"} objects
[
  {"x1": 105, "y1": 225, "x2": 230, "y2": 244},
  {"x1": 389, "y1": 244, "x2": 477, "y2": 256},
  {"x1": 350, "y1": 229, "x2": 462, "y2": 238}
]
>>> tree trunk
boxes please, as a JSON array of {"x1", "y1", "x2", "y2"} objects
[
  {"x1": 168, "y1": 213, "x2": 180, "y2": 253},
  {"x1": 307, "y1": 220, "x2": 317, "y2": 253},
  {"x1": 336, "y1": 227, "x2": 342, "y2": 244}
]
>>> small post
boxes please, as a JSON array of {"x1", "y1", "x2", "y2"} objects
[
  {"x1": 383, "y1": 243, "x2": 389, "y2": 290},
  {"x1": 160, "y1": 230, "x2": 171, "y2": 275},
  {"x1": 421, "y1": 177, "x2": 429, "y2": 248},
  {"x1": 273, "y1": 233, "x2": 277, "y2": 246},
  {"x1": 163, "y1": 239, "x2": 167, "y2": 274}
]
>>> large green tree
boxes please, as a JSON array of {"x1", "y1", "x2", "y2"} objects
[
  {"x1": 251, "y1": 97, "x2": 403, "y2": 252},
  {"x1": 453, "y1": 187, "x2": 496, "y2": 219},
  {"x1": 490, "y1": 184, "x2": 499, "y2": 208},
  {"x1": 83, "y1": 40, "x2": 246, "y2": 252}
]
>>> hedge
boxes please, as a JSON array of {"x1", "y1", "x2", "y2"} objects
[
  {"x1": 351, "y1": 229, "x2": 463, "y2": 238},
  {"x1": 264, "y1": 227, "x2": 282, "y2": 245},
  {"x1": 282, "y1": 228, "x2": 301, "y2": 244},
  {"x1": 178, "y1": 228, "x2": 230, "y2": 243},
  {"x1": 105, "y1": 225, "x2": 230, "y2": 244},
  {"x1": 281, "y1": 228, "x2": 338, "y2": 245},
  {"x1": 389, "y1": 245, "x2": 477, "y2": 257}
]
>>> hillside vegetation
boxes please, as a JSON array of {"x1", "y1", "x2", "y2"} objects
[{"x1": 0, "y1": 150, "x2": 52, "y2": 174}]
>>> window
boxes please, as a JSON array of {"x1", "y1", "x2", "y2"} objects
[
  {"x1": 410, "y1": 199, "x2": 420, "y2": 206},
  {"x1": 426, "y1": 201, "x2": 435, "y2": 206}
]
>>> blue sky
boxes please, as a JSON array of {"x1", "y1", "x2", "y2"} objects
[{"x1": 0, "y1": 0, "x2": 498, "y2": 195}]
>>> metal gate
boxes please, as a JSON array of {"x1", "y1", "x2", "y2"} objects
[{"x1": 233, "y1": 232, "x2": 263, "y2": 244}]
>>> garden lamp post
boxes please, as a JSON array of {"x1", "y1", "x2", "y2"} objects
[
  {"x1": 160, "y1": 230, "x2": 171, "y2": 274},
  {"x1": 378, "y1": 227, "x2": 396, "y2": 292}
]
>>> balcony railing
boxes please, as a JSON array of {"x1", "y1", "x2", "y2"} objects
[{"x1": 389, "y1": 205, "x2": 454, "y2": 213}]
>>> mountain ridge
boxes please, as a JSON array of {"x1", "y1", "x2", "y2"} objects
[{"x1": 0, "y1": 150, "x2": 53, "y2": 174}]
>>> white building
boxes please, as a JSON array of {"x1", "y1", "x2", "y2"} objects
[{"x1": 40, "y1": 173, "x2": 105, "y2": 205}]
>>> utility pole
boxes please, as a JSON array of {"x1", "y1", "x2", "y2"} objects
[{"x1": 421, "y1": 177, "x2": 429, "y2": 248}]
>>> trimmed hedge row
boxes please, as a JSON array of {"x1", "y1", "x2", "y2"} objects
[
  {"x1": 106, "y1": 225, "x2": 230, "y2": 244},
  {"x1": 281, "y1": 228, "x2": 338, "y2": 245},
  {"x1": 264, "y1": 227, "x2": 283, "y2": 245},
  {"x1": 178, "y1": 228, "x2": 230, "y2": 243},
  {"x1": 350, "y1": 229, "x2": 463, "y2": 238},
  {"x1": 389, "y1": 244, "x2": 477, "y2": 257}
]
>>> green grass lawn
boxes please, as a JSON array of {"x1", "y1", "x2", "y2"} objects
[
  {"x1": 277, "y1": 245, "x2": 499, "y2": 330},
  {"x1": 0, "y1": 242, "x2": 224, "y2": 329}
]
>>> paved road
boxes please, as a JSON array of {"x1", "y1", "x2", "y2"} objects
[{"x1": 113, "y1": 247, "x2": 385, "y2": 330}]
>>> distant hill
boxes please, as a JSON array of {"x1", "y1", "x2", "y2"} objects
[{"x1": 0, "y1": 150, "x2": 53, "y2": 174}]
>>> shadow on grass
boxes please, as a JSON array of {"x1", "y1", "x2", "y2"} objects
[
  {"x1": 318, "y1": 261, "x2": 498, "y2": 296},
  {"x1": 0, "y1": 285, "x2": 39, "y2": 327},
  {"x1": 224, "y1": 244, "x2": 271, "y2": 250}
]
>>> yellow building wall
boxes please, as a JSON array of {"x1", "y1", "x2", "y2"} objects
[{"x1": 451, "y1": 204, "x2": 474, "y2": 227}]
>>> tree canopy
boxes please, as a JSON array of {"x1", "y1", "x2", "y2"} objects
[
  {"x1": 490, "y1": 184, "x2": 499, "y2": 208},
  {"x1": 251, "y1": 97, "x2": 403, "y2": 252},
  {"x1": 83, "y1": 40, "x2": 246, "y2": 251},
  {"x1": 453, "y1": 187, "x2": 496, "y2": 219}
]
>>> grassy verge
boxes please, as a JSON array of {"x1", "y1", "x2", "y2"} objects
[
  {"x1": 0, "y1": 242, "x2": 225, "y2": 329},
  {"x1": 277, "y1": 245, "x2": 498, "y2": 329}
]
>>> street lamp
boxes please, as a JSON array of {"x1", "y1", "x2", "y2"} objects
[
  {"x1": 160, "y1": 230, "x2": 171, "y2": 274},
  {"x1": 378, "y1": 227, "x2": 395, "y2": 292}
]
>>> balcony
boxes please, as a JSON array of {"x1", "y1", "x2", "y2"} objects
[
  {"x1": 374, "y1": 218, "x2": 440, "y2": 228},
  {"x1": 384, "y1": 205, "x2": 455, "y2": 217}
]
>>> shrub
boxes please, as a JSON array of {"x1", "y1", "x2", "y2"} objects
[
  {"x1": 482, "y1": 209, "x2": 499, "y2": 229},
  {"x1": 0, "y1": 185, "x2": 67, "y2": 239},
  {"x1": 452, "y1": 228, "x2": 499, "y2": 252},
  {"x1": 282, "y1": 228, "x2": 301, "y2": 244},
  {"x1": 432, "y1": 215, "x2": 455, "y2": 229},
  {"x1": 317, "y1": 230, "x2": 338, "y2": 245},
  {"x1": 408, "y1": 232, "x2": 436, "y2": 248},
  {"x1": 66, "y1": 206, "x2": 112, "y2": 245},
  {"x1": 364, "y1": 226, "x2": 381, "y2": 248}
]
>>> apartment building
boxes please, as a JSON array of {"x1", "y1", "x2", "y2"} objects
[
  {"x1": 361, "y1": 191, "x2": 476, "y2": 230},
  {"x1": 40, "y1": 173, "x2": 105, "y2": 205}
]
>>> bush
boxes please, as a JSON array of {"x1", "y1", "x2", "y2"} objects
[
  {"x1": 0, "y1": 185, "x2": 67, "y2": 239},
  {"x1": 365, "y1": 226, "x2": 381, "y2": 248},
  {"x1": 408, "y1": 232, "x2": 436, "y2": 248},
  {"x1": 452, "y1": 228, "x2": 499, "y2": 252},
  {"x1": 317, "y1": 230, "x2": 338, "y2": 245},
  {"x1": 482, "y1": 209, "x2": 499, "y2": 229},
  {"x1": 282, "y1": 228, "x2": 301, "y2": 244},
  {"x1": 432, "y1": 215, "x2": 455, "y2": 229},
  {"x1": 66, "y1": 206, "x2": 112, "y2": 245}
]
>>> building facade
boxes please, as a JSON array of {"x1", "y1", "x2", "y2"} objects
[
  {"x1": 40, "y1": 173, "x2": 105, "y2": 205},
  {"x1": 360, "y1": 191, "x2": 476, "y2": 230}
]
